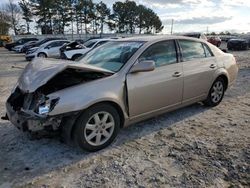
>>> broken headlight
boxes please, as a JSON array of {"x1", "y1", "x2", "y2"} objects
[{"x1": 38, "y1": 98, "x2": 59, "y2": 115}]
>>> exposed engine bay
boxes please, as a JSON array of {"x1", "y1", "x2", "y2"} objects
[{"x1": 38, "y1": 68, "x2": 110, "y2": 94}]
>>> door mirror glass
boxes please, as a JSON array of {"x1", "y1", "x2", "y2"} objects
[{"x1": 130, "y1": 60, "x2": 155, "y2": 73}]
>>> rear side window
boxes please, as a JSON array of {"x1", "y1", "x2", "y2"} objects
[
  {"x1": 58, "y1": 41, "x2": 68, "y2": 46},
  {"x1": 47, "y1": 41, "x2": 65, "y2": 48},
  {"x1": 139, "y1": 40, "x2": 177, "y2": 67},
  {"x1": 203, "y1": 44, "x2": 213, "y2": 57},
  {"x1": 179, "y1": 40, "x2": 206, "y2": 61}
]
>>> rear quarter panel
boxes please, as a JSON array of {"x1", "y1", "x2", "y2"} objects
[{"x1": 215, "y1": 53, "x2": 238, "y2": 87}]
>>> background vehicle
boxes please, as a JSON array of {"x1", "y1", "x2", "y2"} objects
[
  {"x1": 5, "y1": 36, "x2": 238, "y2": 151},
  {"x1": 59, "y1": 41, "x2": 86, "y2": 59},
  {"x1": 61, "y1": 38, "x2": 114, "y2": 60},
  {"x1": 13, "y1": 41, "x2": 38, "y2": 53},
  {"x1": 227, "y1": 39, "x2": 248, "y2": 50},
  {"x1": 5, "y1": 38, "x2": 38, "y2": 51},
  {"x1": 22, "y1": 37, "x2": 65, "y2": 53},
  {"x1": 207, "y1": 36, "x2": 222, "y2": 47},
  {"x1": 74, "y1": 39, "x2": 86, "y2": 44},
  {"x1": 25, "y1": 40, "x2": 70, "y2": 61},
  {"x1": 182, "y1": 32, "x2": 207, "y2": 40},
  {"x1": 0, "y1": 35, "x2": 12, "y2": 47}
]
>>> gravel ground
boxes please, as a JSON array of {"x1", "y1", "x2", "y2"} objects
[{"x1": 0, "y1": 45, "x2": 249, "y2": 188}]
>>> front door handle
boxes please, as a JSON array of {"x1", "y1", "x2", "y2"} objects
[
  {"x1": 210, "y1": 64, "x2": 217, "y2": 69},
  {"x1": 173, "y1": 72, "x2": 182, "y2": 77}
]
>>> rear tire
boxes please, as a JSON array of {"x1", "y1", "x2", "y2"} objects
[
  {"x1": 73, "y1": 104, "x2": 120, "y2": 152},
  {"x1": 203, "y1": 77, "x2": 225, "y2": 107}
]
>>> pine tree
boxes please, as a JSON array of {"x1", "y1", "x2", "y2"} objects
[{"x1": 18, "y1": 0, "x2": 33, "y2": 33}]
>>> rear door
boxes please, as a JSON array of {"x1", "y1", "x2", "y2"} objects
[
  {"x1": 126, "y1": 40, "x2": 183, "y2": 117},
  {"x1": 178, "y1": 40, "x2": 217, "y2": 102}
]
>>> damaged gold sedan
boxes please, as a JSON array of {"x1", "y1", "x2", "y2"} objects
[{"x1": 4, "y1": 36, "x2": 238, "y2": 151}]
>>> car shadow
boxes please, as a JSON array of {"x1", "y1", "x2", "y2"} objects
[{"x1": 0, "y1": 102, "x2": 208, "y2": 186}]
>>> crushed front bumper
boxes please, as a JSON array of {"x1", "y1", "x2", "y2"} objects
[
  {"x1": 6, "y1": 101, "x2": 49, "y2": 131},
  {"x1": 5, "y1": 88, "x2": 61, "y2": 132}
]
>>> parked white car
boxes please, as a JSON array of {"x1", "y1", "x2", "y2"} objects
[
  {"x1": 26, "y1": 40, "x2": 70, "y2": 61},
  {"x1": 61, "y1": 38, "x2": 114, "y2": 60}
]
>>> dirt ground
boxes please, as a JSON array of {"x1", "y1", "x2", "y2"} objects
[{"x1": 0, "y1": 44, "x2": 249, "y2": 188}]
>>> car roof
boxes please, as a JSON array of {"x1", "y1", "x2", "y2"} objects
[
  {"x1": 115, "y1": 35, "x2": 206, "y2": 42},
  {"x1": 87, "y1": 38, "x2": 115, "y2": 42},
  {"x1": 43, "y1": 39, "x2": 70, "y2": 44},
  {"x1": 40, "y1": 40, "x2": 70, "y2": 47}
]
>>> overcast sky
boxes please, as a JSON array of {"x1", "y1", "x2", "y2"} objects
[{"x1": 1, "y1": 0, "x2": 250, "y2": 34}]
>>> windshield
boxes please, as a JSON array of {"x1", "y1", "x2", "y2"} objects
[
  {"x1": 83, "y1": 40, "x2": 97, "y2": 48},
  {"x1": 79, "y1": 41, "x2": 145, "y2": 72}
]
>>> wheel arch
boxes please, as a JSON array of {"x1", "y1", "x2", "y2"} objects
[
  {"x1": 215, "y1": 74, "x2": 229, "y2": 90},
  {"x1": 37, "y1": 52, "x2": 47, "y2": 57},
  {"x1": 68, "y1": 100, "x2": 125, "y2": 142}
]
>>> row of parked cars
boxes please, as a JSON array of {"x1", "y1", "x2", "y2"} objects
[
  {"x1": 5, "y1": 37, "x2": 120, "y2": 62},
  {"x1": 4, "y1": 34, "x2": 250, "y2": 64},
  {"x1": 182, "y1": 32, "x2": 250, "y2": 50}
]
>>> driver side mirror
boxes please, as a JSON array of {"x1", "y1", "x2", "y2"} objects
[{"x1": 130, "y1": 60, "x2": 155, "y2": 73}]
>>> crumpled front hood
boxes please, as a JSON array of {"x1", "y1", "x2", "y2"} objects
[{"x1": 18, "y1": 58, "x2": 114, "y2": 93}]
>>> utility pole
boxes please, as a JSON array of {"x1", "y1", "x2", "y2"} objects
[
  {"x1": 171, "y1": 19, "x2": 174, "y2": 35},
  {"x1": 71, "y1": 7, "x2": 74, "y2": 40}
]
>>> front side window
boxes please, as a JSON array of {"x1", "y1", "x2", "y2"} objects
[
  {"x1": 79, "y1": 41, "x2": 145, "y2": 72},
  {"x1": 139, "y1": 40, "x2": 177, "y2": 67},
  {"x1": 179, "y1": 40, "x2": 206, "y2": 61},
  {"x1": 46, "y1": 42, "x2": 58, "y2": 48}
]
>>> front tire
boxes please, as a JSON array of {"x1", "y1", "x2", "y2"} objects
[
  {"x1": 73, "y1": 104, "x2": 120, "y2": 151},
  {"x1": 203, "y1": 77, "x2": 225, "y2": 107},
  {"x1": 37, "y1": 52, "x2": 47, "y2": 58}
]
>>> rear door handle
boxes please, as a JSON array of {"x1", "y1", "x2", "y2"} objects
[
  {"x1": 172, "y1": 72, "x2": 182, "y2": 77},
  {"x1": 210, "y1": 64, "x2": 217, "y2": 69}
]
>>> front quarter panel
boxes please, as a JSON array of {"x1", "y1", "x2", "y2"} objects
[{"x1": 47, "y1": 74, "x2": 127, "y2": 118}]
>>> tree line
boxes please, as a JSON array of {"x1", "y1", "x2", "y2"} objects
[{"x1": 0, "y1": 0, "x2": 164, "y2": 35}]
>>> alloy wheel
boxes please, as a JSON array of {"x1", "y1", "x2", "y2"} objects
[
  {"x1": 84, "y1": 111, "x2": 115, "y2": 146},
  {"x1": 211, "y1": 81, "x2": 224, "y2": 103}
]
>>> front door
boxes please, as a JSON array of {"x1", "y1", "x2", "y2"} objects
[{"x1": 126, "y1": 40, "x2": 183, "y2": 118}]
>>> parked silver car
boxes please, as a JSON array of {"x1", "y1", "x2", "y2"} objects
[
  {"x1": 4, "y1": 36, "x2": 238, "y2": 151},
  {"x1": 25, "y1": 40, "x2": 70, "y2": 61}
]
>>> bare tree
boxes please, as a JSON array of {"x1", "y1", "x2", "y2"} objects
[
  {"x1": 0, "y1": 8, "x2": 11, "y2": 35},
  {"x1": 4, "y1": 0, "x2": 21, "y2": 35}
]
